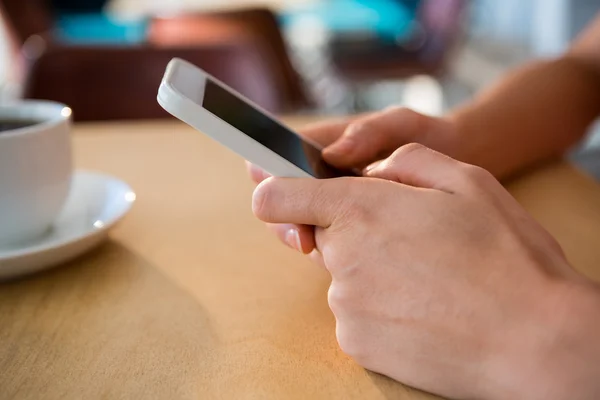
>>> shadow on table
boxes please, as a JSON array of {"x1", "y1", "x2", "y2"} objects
[
  {"x1": 367, "y1": 371, "x2": 441, "y2": 400},
  {"x1": 0, "y1": 240, "x2": 442, "y2": 399},
  {"x1": 0, "y1": 241, "x2": 221, "y2": 399}
]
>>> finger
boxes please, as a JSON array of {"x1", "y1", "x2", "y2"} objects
[
  {"x1": 246, "y1": 161, "x2": 272, "y2": 184},
  {"x1": 363, "y1": 159, "x2": 383, "y2": 174},
  {"x1": 253, "y1": 177, "x2": 358, "y2": 228},
  {"x1": 308, "y1": 249, "x2": 326, "y2": 269},
  {"x1": 266, "y1": 223, "x2": 316, "y2": 254},
  {"x1": 246, "y1": 116, "x2": 365, "y2": 184},
  {"x1": 366, "y1": 143, "x2": 494, "y2": 194},
  {"x1": 299, "y1": 118, "x2": 353, "y2": 147},
  {"x1": 323, "y1": 107, "x2": 447, "y2": 169},
  {"x1": 299, "y1": 114, "x2": 367, "y2": 147}
]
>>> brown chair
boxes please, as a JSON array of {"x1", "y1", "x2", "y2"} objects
[
  {"x1": 0, "y1": 0, "x2": 53, "y2": 46},
  {"x1": 0, "y1": 1, "x2": 310, "y2": 120},
  {"x1": 23, "y1": 40, "x2": 287, "y2": 121},
  {"x1": 329, "y1": 0, "x2": 468, "y2": 81},
  {"x1": 148, "y1": 8, "x2": 311, "y2": 112}
]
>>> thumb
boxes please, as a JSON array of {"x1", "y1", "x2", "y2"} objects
[
  {"x1": 365, "y1": 143, "x2": 490, "y2": 194},
  {"x1": 323, "y1": 107, "x2": 448, "y2": 169},
  {"x1": 252, "y1": 177, "x2": 359, "y2": 228}
]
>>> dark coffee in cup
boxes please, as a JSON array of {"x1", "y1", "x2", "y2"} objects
[{"x1": 0, "y1": 119, "x2": 42, "y2": 133}]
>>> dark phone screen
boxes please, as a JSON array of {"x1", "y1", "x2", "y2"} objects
[{"x1": 202, "y1": 80, "x2": 353, "y2": 178}]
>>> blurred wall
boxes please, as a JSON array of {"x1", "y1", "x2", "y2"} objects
[
  {"x1": 571, "y1": 0, "x2": 600, "y2": 37},
  {"x1": 472, "y1": 0, "x2": 599, "y2": 55},
  {"x1": 471, "y1": 0, "x2": 533, "y2": 42},
  {"x1": 1, "y1": 0, "x2": 599, "y2": 100}
]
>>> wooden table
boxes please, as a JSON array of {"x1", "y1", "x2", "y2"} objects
[{"x1": 3, "y1": 118, "x2": 600, "y2": 399}]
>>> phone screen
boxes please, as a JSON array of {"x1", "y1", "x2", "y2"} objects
[{"x1": 201, "y1": 79, "x2": 354, "y2": 178}]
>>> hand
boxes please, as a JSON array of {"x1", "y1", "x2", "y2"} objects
[
  {"x1": 246, "y1": 116, "x2": 357, "y2": 257},
  {"x1": 252, "y1": 144, "x2": 600, "y2": 399},
  {"x1": 247, "y1": 107, "x2": 459, "y2": 256}
]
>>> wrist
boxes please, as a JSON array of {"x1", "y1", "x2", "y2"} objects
[
  {"x1": 490, "y1": 278, "x2": 600, "y2": 400},
  {"x1": 444, "y1": 102, "x2": 529, "y2": 181},
  {"x1": 536, "y1": 281, "x2": 600, "y2": 400},
  {"x1": 442, "y1": 109, "x2": 490, "y2": 172}
]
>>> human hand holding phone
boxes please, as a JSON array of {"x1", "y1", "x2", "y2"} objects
[
  {"x1": 252, "y1": 144, "x2": 600, "y2": 400},
  {"x1": 246, "y1": 107, "x2": 458, "y2": 256},
  {"x1": 246, "y1": 117, "x2": 358, "y2": 256},
  {"x1": 156, "y1": 58, "x2": 457, "y2": 255}
]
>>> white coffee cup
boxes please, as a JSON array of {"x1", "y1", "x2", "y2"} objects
[{"x1": 0, "y1": 101, "x2": 73, "y2": 248}]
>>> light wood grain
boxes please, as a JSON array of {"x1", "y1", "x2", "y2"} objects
[{"x1": 2, "y1": 118, "x2": 600, "y2": 399}]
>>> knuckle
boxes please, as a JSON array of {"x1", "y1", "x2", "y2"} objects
[
  {"x1": 327, "y1": 282, "x2": 364, "y2": 315},
  {"x1": 390, "y1": 142, "x2": 428, "y2": 162},
  {"x1": 346, "y1": 120, "x2": 372, "y2": 137},
  {"x1": 343, "y1": 199, "x2": 367, "y2": 223},
  {"x1": 335, "y1": 324, "x2": 370, "y2": 364},
  {"x1": 340, "y1": 182, "x2": 376, "y2": 222},
  {"x1": 459, "y1": 164, "x2": 494, "y2": 187},
  {"x1": 385, "y1": 106, "x2": 426, "y2": 126},
  {"x1": 386, "y1": 105, "x2": 415, "y2": 117},
  {"x1": 398, "y1": 142, "x2": 428, "y2": 155},
  {"x1": 370, "y1": 154, "x2": 400, "y2": 176},
  {"x1": 327, "y1": 284, "x2": 347, "y2": 317}
]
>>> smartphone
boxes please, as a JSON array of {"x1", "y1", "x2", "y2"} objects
[{"x1": 157, "y1": 58, "x2": 354, "y2": 179}]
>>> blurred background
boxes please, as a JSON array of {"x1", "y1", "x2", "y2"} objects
[{"x1": 0, "y1": 0, "x2": 599, "y2": 174}]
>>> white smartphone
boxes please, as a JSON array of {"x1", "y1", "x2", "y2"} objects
[{"x1": 157, "y1": 58, "x2": 355, "y2": 179}]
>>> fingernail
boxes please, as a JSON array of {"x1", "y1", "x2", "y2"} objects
[
  {"x1": 364, "y1": 160, "x2": 382, "y2": 173},
  {"x1": 285, "y1": 229, "x2": 303, "y2": 252}
]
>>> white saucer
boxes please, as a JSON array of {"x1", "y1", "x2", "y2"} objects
[{"x1": 0, "y1": 170, "x2": 135, "y2": 280}]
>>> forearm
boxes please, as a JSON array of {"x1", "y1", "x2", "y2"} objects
[{"x1": 450, "y1": 56, "x2": 600, "y2": 180}]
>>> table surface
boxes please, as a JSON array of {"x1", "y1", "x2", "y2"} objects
[{"x1": 3, "y1": 118, "x2": 600, "y2": 399}]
